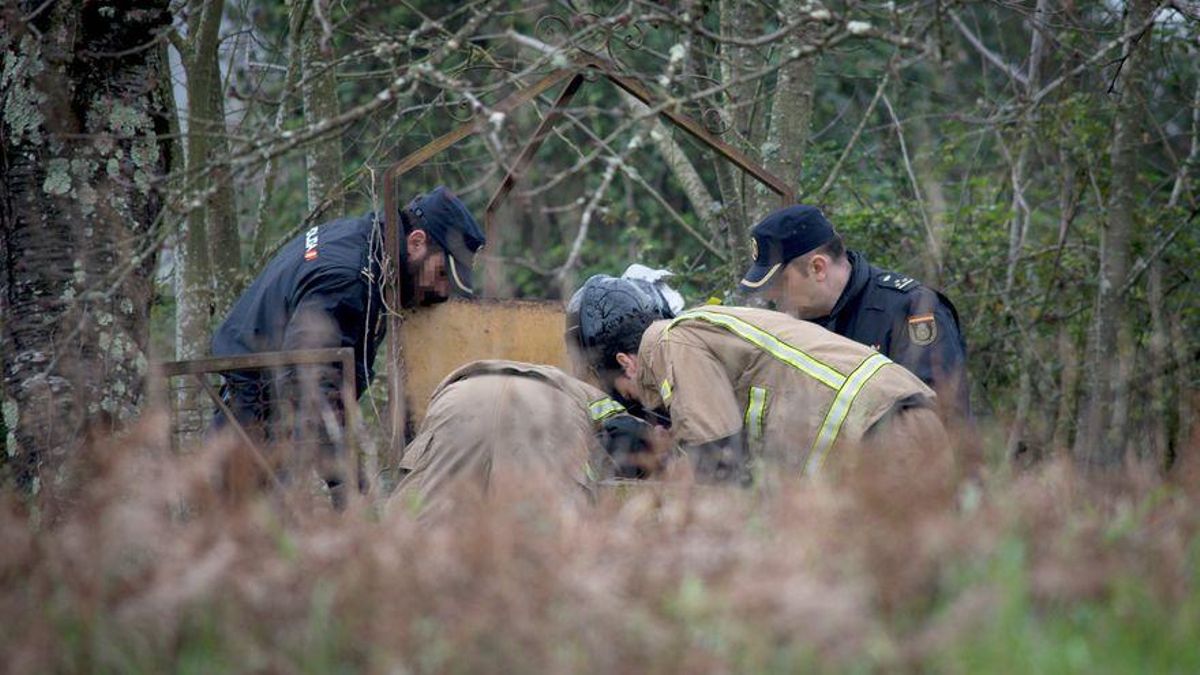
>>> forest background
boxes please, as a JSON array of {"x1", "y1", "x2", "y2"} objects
[{"x1": 1, "y1": 1, "x2": 1199, "y2": 671}]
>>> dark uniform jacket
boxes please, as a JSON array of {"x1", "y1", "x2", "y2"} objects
[
  {"x1": 811, "y1": 250, "x2": 970, "y2": 420},
  {"x1": 211, "y1": 213, "x2": 386, "y2": 416}
]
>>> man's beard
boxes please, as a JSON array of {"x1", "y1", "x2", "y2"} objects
[
  {"x1": 400, "y1": 266, "x2": 449, "y2": 308},
  {"x1": 415, "y1": 288, "x2": 449, "y2": 307}
]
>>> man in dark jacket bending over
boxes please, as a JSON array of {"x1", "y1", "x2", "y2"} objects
[{"x1": 210, "y1": 186, "x2": 485, "y2": 499}]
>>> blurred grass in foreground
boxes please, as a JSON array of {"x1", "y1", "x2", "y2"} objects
[{"x1": 2, "y1": 414, "x2": 1199, "y2": 674}]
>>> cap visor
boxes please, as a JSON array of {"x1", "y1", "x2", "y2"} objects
[
  {"x1": 446, "y1": 253, "x2": 474, "y2": 296},
  {"x1": 738, "y1": 262, "x2": 782, "y2": 292}
]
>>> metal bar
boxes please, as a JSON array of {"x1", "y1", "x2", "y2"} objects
[
  {"x1": 339, "y1": 350, "x2": 364, "y2": 502},
  {"x1": 480, "y1": 52, "x2": 794, "y2": 238},
  {"x1": 483, "y1": 72, "x2": 587, "y2": 243},
  {"x1": 193, "y1": 373, "x2": 290, "y2": 496},
  {"x1": 384, "y1": 145, "x2": 403, "y2": 458},
  {"x1": 600, "y1": 68, "x2": 795, "y2": 204},
  {"x1": 382, "y1": 67, "x2": 577, "y2": 192},
  {"x1": 159, "y1": 348, "x2": 354, "y2": 377}
]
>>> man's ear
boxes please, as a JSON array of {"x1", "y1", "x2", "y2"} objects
[
  {"x1": 810, "y1": 253, "x2": 829, "y2": 281},
  {"x1": 406, "y1": 229, "x2": 428, "y2": 259},
  {"x1": 615, "y1": 352, "x2": 638, "y2": 379}
]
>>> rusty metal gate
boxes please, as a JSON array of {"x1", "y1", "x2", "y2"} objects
[{"x1": 157, "y1": 347, "x2": 366, "y2": 497}]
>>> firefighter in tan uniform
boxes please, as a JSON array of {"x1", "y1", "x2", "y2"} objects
[
  {"x1": 391, "y1": 359, "x2": 655, "y2": 513},
  {"x1": 566, "y1": 276, "x2": 950, "y2": 483}
]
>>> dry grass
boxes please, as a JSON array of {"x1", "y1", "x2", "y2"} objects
[{"x1": 2, "y1": 415, "x2": 1200, "y2": 673}]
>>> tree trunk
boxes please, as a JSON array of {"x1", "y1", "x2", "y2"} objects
[
  {"x1": 1147, "y1": 260, "x2": 1169, "y2": 466},
  {"x1": 177, "y1": 0, "x2": 237, "y2": 362},
  {"x1": 751, "y1": 0, "x2": 817, "y2": 222},
  {"x1": 0, "y1": 1, "x2": 172, "y2": 497},
  {"x1": 1170, "y1": 310, "x2": 1193, "y2": 469},
  {"x1": 1002, "y1": 0, "x2": 1050, "y2": 460},
  {"x1": 718, "y1": 0, "x2": 764, "y2": 230},
  {"x1": 1074, "y1": 0, "x2": 1155, "y2": 466},
  {"x1": 300, "y1": 0, "x2": 344, "y2": 220},
  {"x1": 1051, "y1": 325, "x2": 1080, "y2": 452}
]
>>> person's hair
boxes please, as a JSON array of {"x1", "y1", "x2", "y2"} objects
[
  {"x1": 816, "y1": 233, "x2": 845, "y2": 260},
  {"x1": 396, "y1": 207, "x2": 442, "y2": 308},
  {"x1": 791, "y1": 233, "x2": 846, "y2": 277},
  {"x1": 399, "y1": 207, "x2": 421, "y2": 238},
  {"x1": 398, "y1": 208, "x2": 444, "y2": 253}
]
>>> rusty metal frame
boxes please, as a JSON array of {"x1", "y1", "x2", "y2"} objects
[
  {"x1": 157, "y1": 347, "x2": 362, "y2": 501},
  {"x1": 381, "y1": 51, "x2": 795, "y2": 447}
]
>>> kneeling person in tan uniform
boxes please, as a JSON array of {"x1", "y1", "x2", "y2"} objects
[
  {"x1": 392, "y1": 359, "x2": 655, "y2": 513},
  {"x1": 566, "y1": 276, "x2": 950, "y2": 483}
]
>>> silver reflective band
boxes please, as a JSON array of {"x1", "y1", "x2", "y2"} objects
[
  {"x1": 659, "y1": 378, "x2": 673, "y2": 402},
  {"x1": 589, "y1": 397, "x2": 626, "y2": 421},
  {"x1": 744, "y1": 386, "x2": 767, "y2": 442},
  {"x1": 805, "y1": 352, "x2": 892, "y2": 475},
  {"x1": 670, "y1": 311, "x2": 844, "y2": 389}
]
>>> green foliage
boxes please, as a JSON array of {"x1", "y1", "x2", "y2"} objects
[{"x1": 163, "y1": 0, "x2": 1198, "y2": 463}]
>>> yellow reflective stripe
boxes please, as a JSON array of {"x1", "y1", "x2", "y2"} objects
[
  {"x1": 671, "y1": 311, "x2": 844, "y2": 389},
  {"x1": 806, "y1": 353, "x2": 892, "y2": 475},
  {"x1": 659, "y1": 378, "x2": 673, "y2": 402},
  {"x1": 744, "y1": 386, "x2": 767, "y2": 442},
  {"x1": 588, "y1": 397, "x2": 625, "y2": 421}
]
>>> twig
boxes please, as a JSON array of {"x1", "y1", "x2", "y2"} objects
[
  {"x1": 810, "y1": 61, "x2": 893, "y2": 201},
  {"x1": 947, "y1": 10, "x2": 1028, "y2": 88},
  {"x1": 881, "y1": 92, "x2": 941, "y2": 269},
  {"x1": 555, "y1": 153, "x2": 622, "y2": 284},
  {"x1": 1029, "y1": 2, "x2": 1167, "y2": 108}
]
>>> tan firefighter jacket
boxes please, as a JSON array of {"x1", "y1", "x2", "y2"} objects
[
  {"x1": 635, "y1": 306, "x2": 937, "y2": 475},
  {"x1": 393, "y1": 360, "x2": 626, "y2": 509}
]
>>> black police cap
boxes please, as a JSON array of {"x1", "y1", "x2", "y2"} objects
[
  {"x1": 739, "y1": 205, "x2": 835, "y2": 292},
  {"x1": 407, "y1": 186, "x2": 486, "y2": 296}
]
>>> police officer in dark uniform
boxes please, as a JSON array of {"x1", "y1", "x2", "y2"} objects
[
  {"x1": 739, "y1": 205, "x2": 970, "y2": 426},
  {"x1": 210, "y1": 185, "x2": 485, "y2": 498}
]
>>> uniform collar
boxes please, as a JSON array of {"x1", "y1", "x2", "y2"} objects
[
  {"x1": 816, "y1": 249, "x2": 870, "y2": 324},
  {"x1": 635, "y1": 320, "x2": 671, "y2": 409}
]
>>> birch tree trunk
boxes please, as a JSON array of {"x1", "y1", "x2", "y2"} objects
[
  {"x1": 300, "y1": 0, "x2": 344, "y2": 220},
  {"x1": 0, "y1": 0, "x2": 172, "y2": 497},
  {"x1": 1074, "y1": 0, "x2": 1155, "y2": 466},
  {"x1": 1147, "y1": 260, "x2": 1169, "y2": 465},
  {"x1": 1004, "y1": 0, "x2": 1050, "y2": 460},
  {"x1": 750, "y1": 0, "x2": 817, "y2": 222},
  {"x1": 177, "y1": 0, "x2": 237, "y2": 363},
  {"x1": 1170, "y1": 311, "x2": 1194, "y2": 468},
  {"x1": 718, "y1": 0, "x2": 764, "y2": 233},
  {"x1": 1051, "y1": 324, "x2": 1080, "y2": 452}
]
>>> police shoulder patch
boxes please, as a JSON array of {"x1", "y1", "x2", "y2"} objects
[
  {"x1": 876, "y1": 271, "x2": 919, "y2": 292},
  {"x1": 906, "y1": 313, "x2": 938, "y2": 346}
]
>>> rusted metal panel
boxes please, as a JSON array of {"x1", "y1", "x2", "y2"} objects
[{"x1": 398, "y1": 298, "x2": 569, "y2": 424}]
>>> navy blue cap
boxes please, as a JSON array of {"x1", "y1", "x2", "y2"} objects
[
  {"x1": 739, "y1": 205, "x2": 835, "y2": 292},
  {"x1": 407, "y1": 186, "x2": 486, "y2": 295}
]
